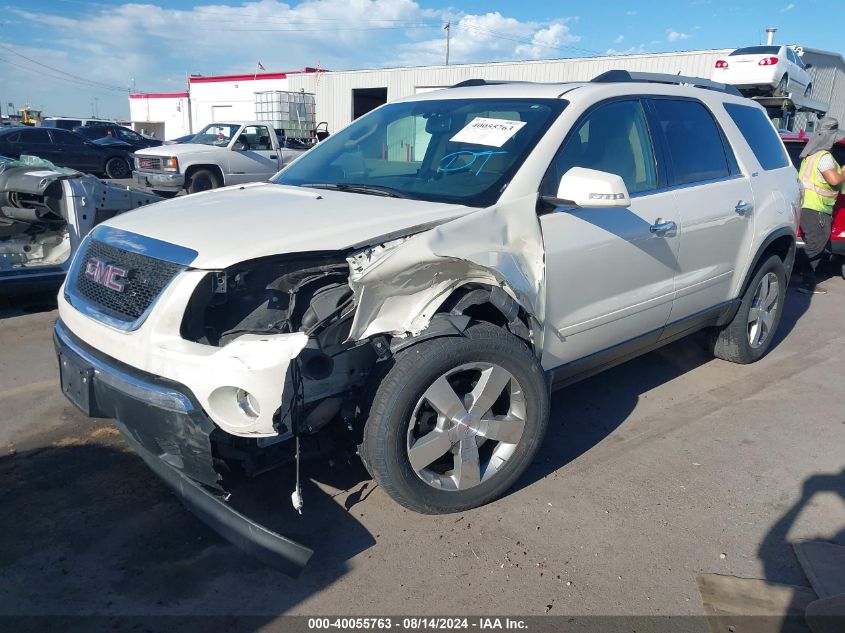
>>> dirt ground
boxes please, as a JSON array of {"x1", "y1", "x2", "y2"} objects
[{"x1": 1, "y1": 270, "x2": 844, "y2": 621}]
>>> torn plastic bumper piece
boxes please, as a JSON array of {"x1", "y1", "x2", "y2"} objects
[{"x1": 53, "y1": 320, "x2": 314, "y2": 575}]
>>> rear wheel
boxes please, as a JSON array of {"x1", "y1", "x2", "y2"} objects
[
  {"x1": 186, "y1": 168, "x2": 220, "y2": 194},
  {"x1": 775, "y1": 74, "x2": 789, "y2": 96},
  {"x1": 360, "y1": 323, "x2": 549, "y2": 514},
  {"x1": 708, "y1": 254, "x2": 787, "y2": 364},
  {"x1": 104, "y1": 157, "x2": 131, "y2": 179}
]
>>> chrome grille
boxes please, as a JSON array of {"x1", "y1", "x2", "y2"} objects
[
  {"x1": 73, "y1": 239, "x2": 183, "y2": 323},
  {"x1": 135, "y1": 156, "x2": 162, "y2": 170}
]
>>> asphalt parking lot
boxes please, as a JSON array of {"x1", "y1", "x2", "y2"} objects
[{"x1": 1, "y1": 270, "x2": 844, "y2": 621}]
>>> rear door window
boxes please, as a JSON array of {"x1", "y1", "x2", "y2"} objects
[
  {"x1": 723, "y1": 103, "x2": 790, "y2": 170},
  {"x1": 649, "y1": 99, "x2": 732, "y2": 186}
]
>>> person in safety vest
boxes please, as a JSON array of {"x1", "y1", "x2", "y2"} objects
[{"x1": 796, "y1": 117, "x2": 845, "y2": 294}]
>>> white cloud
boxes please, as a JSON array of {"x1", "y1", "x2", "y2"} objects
[
  {"x1": 4, "y1": 1, "x2": 586, "y2": 116},
  {"x1": 614, "y1": 34, "x2": 625, "y2": 44},
  {"x1": 605, "y1": 43, "x2": 648, "y2": 56},
  {"x1": 626, "y1": 10, "x2": 637, "y2": 15},
  {"x1": 780, "y1": 3, "x2": 795, "y2": 11},
  {"x1": 666, "y1": 28, "x2": 690, "y2": 42},
  {"x1": 395, "y1": 12, "x2": 582, "y2": 66}
]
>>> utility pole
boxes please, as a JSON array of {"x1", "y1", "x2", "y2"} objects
[{"x1": 444, "y1": 21, "x2": 450, "y2": 66}]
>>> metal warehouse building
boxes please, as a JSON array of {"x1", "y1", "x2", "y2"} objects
[
  {"x1": 129, "y1": 48, "x2": 844, "y2": 141},
  {"x1": 287, "y1": 47, "x2": 845, "y2": 135}
]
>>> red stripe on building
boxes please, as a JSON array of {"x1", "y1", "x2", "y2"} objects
[
  {"x1": 188, "y1": 72, "x2": 288, "y2": 83},
  {"x1": 129, "y1": 92, "x2": 189, "y2": 99}
]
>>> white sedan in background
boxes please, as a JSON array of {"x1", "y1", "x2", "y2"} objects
[{"x1": 712, "y1": 45, "x2": 813, "y2": 97}]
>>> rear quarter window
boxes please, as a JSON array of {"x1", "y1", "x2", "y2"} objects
[{"x1": 723, "y1": 103, "x2": 790, "y2": 171}]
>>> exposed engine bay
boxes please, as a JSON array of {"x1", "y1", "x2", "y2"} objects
[{"x1": 180, "y1": 254, "x2": 379, "y2": 476}]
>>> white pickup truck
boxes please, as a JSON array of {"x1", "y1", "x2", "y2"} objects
[{"x1": 132, "y1": 121, "x2": 308, "y2": 197}]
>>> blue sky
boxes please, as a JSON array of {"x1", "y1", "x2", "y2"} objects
[{"x1": 0, "y1": 0, "x2": 834, "y2": 119}]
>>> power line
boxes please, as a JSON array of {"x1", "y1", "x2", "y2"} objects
[
  {"x1": 0, "y1": 56, "x2": 127, "y2": 94},
  {"x1": 0, "y1": 43, "x2": 128, "y2": 91}
]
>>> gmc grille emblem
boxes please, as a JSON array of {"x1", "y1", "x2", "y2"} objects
[{"x1": 84, "y1": 258, "x2": 128, "y2": 292}]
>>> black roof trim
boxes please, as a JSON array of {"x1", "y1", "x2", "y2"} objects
[{"x1": 591, "y1": 70, "x2": 742, "y2": 97}]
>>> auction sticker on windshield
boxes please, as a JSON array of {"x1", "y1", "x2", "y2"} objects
[{"x1": 450, "y1": 117, "x2": 527, "y2": 147}]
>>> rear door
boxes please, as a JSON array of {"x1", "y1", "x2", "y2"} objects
[
  {"x1": 646, "y1": 97, "x2": 755, "y2": 320},
  {"x1": 7, "y1": 128, "x2": 57, "y2": 162},
  {"x1": 540, "y1": 98, "x2": 679, "y2": 371}
]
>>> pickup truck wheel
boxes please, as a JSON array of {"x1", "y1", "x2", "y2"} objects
[
  {"x1": 151, "y1": 190, "x2": 178, "y2": 199},
  {"x1": 186, "y1": 169, "x2": 219, "y2": 194},
  {"x1": 105, "y1": 157, "x2": 131, "y2": 179},
  {"x1": 360, "y1": 323, "x2": 549, "y2": 514},
  {"x1": 708, "y1": 254, "x2": 786, "y2": 364}
]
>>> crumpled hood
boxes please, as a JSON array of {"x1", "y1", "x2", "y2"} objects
[{"x1": 102, "y1": 183, "x2": 473, "y2": 269}]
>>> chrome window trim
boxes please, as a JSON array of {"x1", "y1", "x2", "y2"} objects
[
  {"x1": 64, "y1": 227, "x2": 197, "y2": 332},
  {"x1": 55, "y1": 320, "x2": 193, "y2": 413},
  {"x1": 630, "y1": 173, "x2": 746, "y2": 199}
]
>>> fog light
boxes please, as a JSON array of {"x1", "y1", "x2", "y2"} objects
[{"x1": 236, "y1": 389, "x2": 260, "y2": 418}]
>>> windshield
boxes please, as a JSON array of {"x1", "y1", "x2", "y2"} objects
[
  {"x1": 189, "y1": 123, "x2": 241, "y2": 146},
  {"x1": 272, "y1": 98, "x2": 566, "y2": 207},
  {"x1": 730, "y1": 46, "x2": 780, "y2": 56}
]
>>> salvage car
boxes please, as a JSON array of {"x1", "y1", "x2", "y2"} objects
[
  {"x1": 0, "y1": 156, "x2": 161, "y2": 295},
  {"x1": 781, "y1": 131, "x2": 845, "y2": 278},
  {"x1": 0, "y1": 127, "x2": 134, "y2": 179},
  {"x1": 712, "y1": 45, "x2": 813, "y2": 97},
  {"x1": 132, "y1": 121, "x2": 308, "y2": 197},
  {"x1": 55, "y1": 71, "x2": 798, "y2": 573}
]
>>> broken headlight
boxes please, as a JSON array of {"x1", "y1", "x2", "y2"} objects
[{"x1": 180, "y1": 253, "x2": 353, "y2": 347}]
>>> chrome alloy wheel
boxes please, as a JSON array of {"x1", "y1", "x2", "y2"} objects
[
  {"x1": 748, "y1": 272, "x2": 779, "y2": 348},
  {"x1": 406, "y1": 362, "x2": 526, "y2": 491}
]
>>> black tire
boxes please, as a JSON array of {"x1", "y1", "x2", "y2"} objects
[
  {"x1": 708, "y1": 254, "x2": 787, "y2": 364},
  {"x1": 186, "y1": 168, "x2": 220, "y2": 194},
  {"x1": 104, "y1": 157, "x2": 131, "y2": 179},
  {"x1": 775, "y1": 74, "x2": 789, "y2": 96},
  {"x1": 151, "y1": 190, "x2": 178, "y2": 199},
  {"x1": 840, "y1": 258, "x2": 845, "y2": 281},
  {"x1": 360, "y1": 323, "x2": 549, "y2": 514},
  {"x1": 804, "y1": 83, "x2": 812, "y2": 98}
]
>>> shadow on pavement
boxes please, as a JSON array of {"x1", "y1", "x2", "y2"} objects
[{"x1": 0, "y1": 428, "x2": 374, "y2": 618}]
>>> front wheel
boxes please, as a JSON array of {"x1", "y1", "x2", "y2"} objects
[
  {"x1": 104, "y1": 157, "x2": 131, "y2": 179},
  {"x1": 804, "y1": 83, "x2": 813, "y2": 98},
  {"x1": 186, "y1": 168, "x2": 220, "y2": 194},
  {"x1": 360, "y1": 323, "x2": 549, "y2": 514},
  {"x1": 708, "y1": 254, "x2": 787, "y2": 364}
]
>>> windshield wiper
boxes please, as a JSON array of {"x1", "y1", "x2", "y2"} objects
[{"x1": 299, "y1": 183, "x2": 409, "y2": 198}]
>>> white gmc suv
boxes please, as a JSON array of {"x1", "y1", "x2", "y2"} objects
[{"x1": 54, "y1": 71, "x2": 799, "y2": 573}]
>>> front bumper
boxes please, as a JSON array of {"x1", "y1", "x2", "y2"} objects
[
  {"x1": 133, "y1": 169, "x2": 184, "y2": 191},
  {"x1": 53, "y1": 319, "x2": 314, "y2": 575}
]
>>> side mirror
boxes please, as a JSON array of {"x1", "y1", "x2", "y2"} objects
[
  {"x1": 804, "y1": 63, "x2": 812, "y2": 69},
  {"x1": 544, "y1": 167, "x2": 631, "y2": 208}
]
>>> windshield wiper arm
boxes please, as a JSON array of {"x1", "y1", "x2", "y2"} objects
[{"x1": 299, "y1": 183, "x2": 409, "y2": 198}]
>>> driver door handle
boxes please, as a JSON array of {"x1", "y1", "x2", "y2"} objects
[
  {"x1": 735, "y1": 201, "x2": 753, "y2": 215},
  {"x1": 650, "y1": 219, "x2": 677, "y2": 236}
]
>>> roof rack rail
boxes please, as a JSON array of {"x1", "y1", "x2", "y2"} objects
[
  {"x1": 591, "y1": 70, "x2": 742, "y2": 97},
  {"x1": 448, "y1": 78, "x2": 530, "y2": 89}
]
